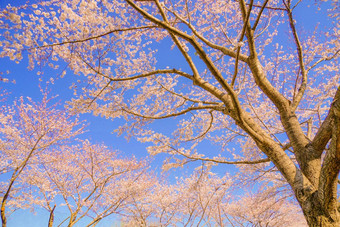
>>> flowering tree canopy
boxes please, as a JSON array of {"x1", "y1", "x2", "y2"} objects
[{"x1": 0, "y1": 0, "x2": 339, "y2": 225}]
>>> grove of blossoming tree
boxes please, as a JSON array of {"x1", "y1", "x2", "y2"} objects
[
  {"x1": 0, "y1": 0, "x2": 339, "y2": 226},
  {"x1": 0, "y1": 93, "x2": 154, "y2": 226}
]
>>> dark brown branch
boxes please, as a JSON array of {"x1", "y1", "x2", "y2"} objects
[
  {"x1": 252, "y1": 0, "x2": 270, "y2": 31},
  {"x1": 249, "y1": 3, "x2": 286, "y2": 11},
  {"x1": 29, "y1": 25, "x2": 157, "y2": 49},
  {"x1": 77, "y1": 52, "x2": 194, "y2": 82},
  {"x1": 285, "y1": 2, "x2": 307, "y2": 111},
  {"x1": 48, "y1": 205, "x2": 57, "y2": 227},
  {"x1": 122, "y1": 105, "x2": 220, "y2": 120},
  {"x1": 169, "y1": 144, "x2": 270, "y2": 165},
  {"x1": 183, "y1": 111, "x2": 214, "y2": 142}
]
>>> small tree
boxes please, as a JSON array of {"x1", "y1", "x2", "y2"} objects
[{"x1": 1, "y1": 0, "x2": 339, "y2": 225}]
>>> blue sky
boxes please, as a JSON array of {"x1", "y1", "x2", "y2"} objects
[{"x1": 0, "y1": 0, "x2": 336, "y2": 226}]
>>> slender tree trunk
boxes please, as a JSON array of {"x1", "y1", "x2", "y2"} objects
[
  {"x1": 1, "y1": 179, "x2": 15, "y2": 227},
  {"x1": 1, "y1": 202, "x2": 6, "y2": 227},
  {"x1": 48, "y1": 205, "x2": 56, "y2": 227}
]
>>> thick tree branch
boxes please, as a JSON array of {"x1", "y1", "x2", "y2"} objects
[
  {"x1": 163, "y1": 5, "x2": 249, "y2": 63},
  {"x1": 153, "y1": 0, "x2": 202, "y2": 84},
  {"x1": 239, "y1": 0, "x2": 316, "y2": 188},
  {"x1": 127, "y1": 1, "x2": 265, "y2": 151},
  {"x1": 311, "y1": 111, "x2": 333, "y2": 157},
  {"x1": 319, "y1": 88, "x2": 340, "y2": 220},
  {"x1": 125, "y1": 0, "x2": 247, "y2": 62},
  {"x1": 149, "y1": 1, "x2": 251, "y2": 137},
  {"x1": 238, "y1": 0, "x2": 290, "y2": 111}
]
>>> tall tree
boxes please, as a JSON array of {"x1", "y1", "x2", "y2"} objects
[
  {"x1": 0, "y1": 93, "x2": 152, "y2": 227},
  {"x1": 18, "y1": 140, "x2": 150, "y2": 227},
  {"x1": 0, "y1": 92, "x2": 83, "y2": 226},
  {"x1": 1, "y1": 0, "x2": 339, "y2": 225}
]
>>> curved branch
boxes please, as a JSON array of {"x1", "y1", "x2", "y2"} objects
[
  {"x1": 77, "y1": 52, "x2": 194, "y2": 82},
  {"x1": 168, "y1": 144, "x2": 270, "y2": 165},
  {"x1": 122, "y1": 105, "x2": 220, "y2": 120},
  {"x1": 183, "y1": 111, "x2": 214, "y2": 142},
  {"x1": 29, "y1": 25, "x2": 157, "y2": 50},
  {"x1": 110, "y1": 69, "x2": 193, "y2": 81}
]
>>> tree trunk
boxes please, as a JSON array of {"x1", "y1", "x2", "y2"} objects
[
  {"x1": 305, "y1": 214, "x2": 340, "y2": 227},
  {"x1": 301, "y1": 193, "x2": 340, "y2": 227},
  {"x1": 48, "y1": 205, "x2": 56, "y2": 227}
]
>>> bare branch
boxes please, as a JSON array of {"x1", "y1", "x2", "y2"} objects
[
  {"x1": 283, "y1": 1, "x2": 307, "y2": 111},
  {"x1": 122, "y1": 105, "x2": 220, "y2": 120},
  {"x1": 248, "y1": 2, "x2": 286, "y2": 11},
  {"x1": 77, "y1": 52, "x2": 194, "y2": 82},
  {"x1": 163, "y1": 4, "x2": 249, "y2": 63},
  {"x1": 169, "y1": 144, "x2": 270, "y2": 165},
  {"x1": 157, "y1": 81, "x2": 219, "y2": 105},
  {"x1": 29, "y1": 25, "x2": 157, "y2": 50},
  {"x1": 183, "y1": 111, "x2": 214, "y2": 142},
  {"x1": 48, "y1": 205, "x2": 56, "y2": 227},
  {"x1": 307, "y1": 50, "x2": 340, "y2": 72},
  {"x1": 252, "y1": 0, "x2": 270, "y2": 31},
  {"x1": 153, "y1": 0, "x2": 201, "y2": 83}
]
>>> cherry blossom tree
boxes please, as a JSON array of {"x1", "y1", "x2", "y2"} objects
[
  {"x1": 120, "y1": 165, "x2": 232, "y2": 226},
  {"x1": 120, "y1": 164, "x2": 306, "y2": 226},
  {"x1": 1, "y1": 0, "x2": 339, "y2": 225},
  {"x1": 226, "y1": 186, "x2": 307, "y2": 226},
  {"x1": 18, "y1": 140, "x2": 150, "y2": 227},
  {"x1": 0, "y1": 93, "x2": 153, "y2": 227},
  {"x1": 0, "y1": 92, "x2": 83, "y2": 226}
]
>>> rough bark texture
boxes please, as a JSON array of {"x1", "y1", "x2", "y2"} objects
[{"x1": 296, "y1": 89, "x2": 340, "y2": 226}]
